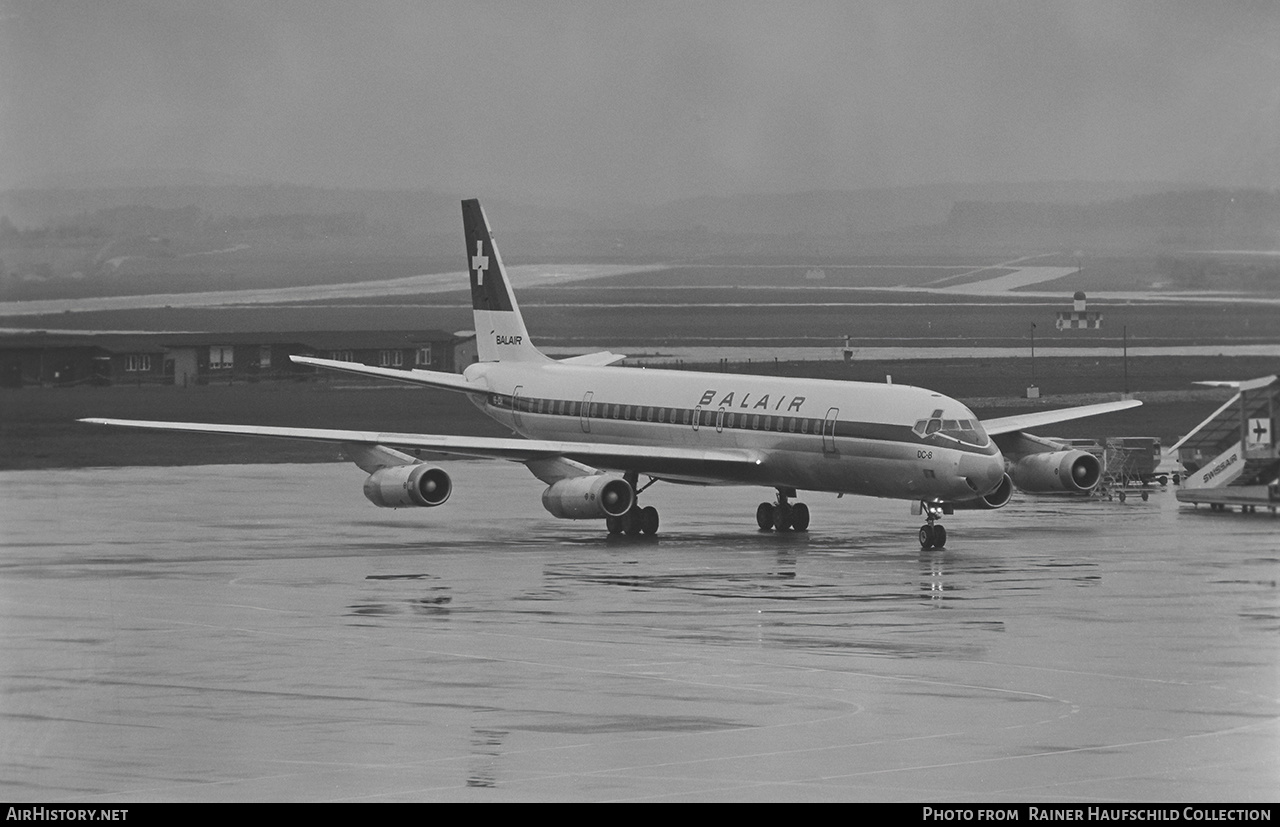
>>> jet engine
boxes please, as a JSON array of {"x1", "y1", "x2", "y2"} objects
[
  {"x1": 947, "y1": 472, "x2": 1014, "y2": 510},
  {"x1": 541, "y1": 475, "x2": 634, "y2": 520},
  {"x1": 363, "y1": 464, "x2": 452, "y2": 508},
  {"x1": 1008, "y1": 450, "x2": 1101, "y2": 494}
]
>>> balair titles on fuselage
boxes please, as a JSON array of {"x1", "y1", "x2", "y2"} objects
[{"x1": 698, "y1": 389, "x2": 806, "y2": 413}]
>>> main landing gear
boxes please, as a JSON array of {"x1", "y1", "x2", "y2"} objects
[
  {"x1": 606, "y1": 471, "x2": 660, "y2": 536},
  {"x1": 918, "y1": 500, "x2": 947, "y2": 550},
  {"x1": 756, "y1": 488, "x2": 810, "y2": 532}
]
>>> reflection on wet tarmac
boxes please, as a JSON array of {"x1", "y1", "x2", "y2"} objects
[{"x1": 0, "y1": 462, "x2": 1276, "y2": 801}]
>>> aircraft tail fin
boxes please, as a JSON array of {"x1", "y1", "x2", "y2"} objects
[{"x1": 462, "y1": 199, "x2": 549, "y2": 363}]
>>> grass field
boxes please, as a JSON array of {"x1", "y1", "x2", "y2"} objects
[{"x1": 5, "y1": 289, "x2": 1277, "y2": 353}]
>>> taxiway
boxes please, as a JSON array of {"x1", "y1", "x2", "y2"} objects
[{"x1": 1, "y1": 462, "x2": 1276, "y2": 802}]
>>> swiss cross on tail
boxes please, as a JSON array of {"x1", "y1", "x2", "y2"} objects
[{"x1": 471, "y1": 240, "x2": 488, "y2": 286}]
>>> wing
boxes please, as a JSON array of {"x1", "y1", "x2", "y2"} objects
[
  {"x1": 79, "y1": 418, "x2": 764, "y2": 483},
  {"x1": 557, "y1": 351, "x2": 627, "y2": 366},
  {"x1": 981, "y1": 399, "x2": 1142, "y2": 436},
  {"x1": 1192, "y1": 375, "x2": 1276, "y2": 391},
  {"x1": 289, "y1": 355, "x2": 477, "y2": 392}
]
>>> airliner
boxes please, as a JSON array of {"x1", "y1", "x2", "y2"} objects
[{"x1": 83, "y1": 199, "x2": 1138, "y2": 548}]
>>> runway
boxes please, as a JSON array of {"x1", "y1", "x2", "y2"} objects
[{"x1": 1, "y1": 461, "x2": 1276, "y2": 802}]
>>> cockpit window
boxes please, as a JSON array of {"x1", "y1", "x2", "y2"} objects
[{"x1": 914, "y1": 414, "x2": 989, "y2": 447}]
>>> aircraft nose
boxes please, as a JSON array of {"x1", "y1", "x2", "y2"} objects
[{"x1": 959, "y1": 452, "x2": 1005, "y2": 496}]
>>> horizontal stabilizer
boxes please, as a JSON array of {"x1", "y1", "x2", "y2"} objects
[
  {"x1": 289, "y1": 355, "x2": 477, "y2": 392},
  {"x1": 557, "y1": 351, "x2": 627, "y2": 366}
]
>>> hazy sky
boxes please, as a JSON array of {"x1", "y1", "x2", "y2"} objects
[{"x1": 2, "y1": 1, "x2": 1277, "y2": 205}]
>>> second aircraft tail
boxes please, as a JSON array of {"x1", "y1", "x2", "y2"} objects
[{"x1": 462, "y1": 199, "x2": 549, "y2": 363}]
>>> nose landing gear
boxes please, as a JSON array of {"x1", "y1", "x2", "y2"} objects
[{"x1": 918, "y1": 500, "x2": 947, "y2": 549}]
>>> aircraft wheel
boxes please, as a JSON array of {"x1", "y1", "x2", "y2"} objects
[
  {"x1": 791, "y1": 503, "x2": 810, "y2": 532},
  {"x1": 1118, "y1": 491, "x2": 1127, "y2": 503},
  {"x1": 756, "y1": 502, "x2": 775, "y2": 530},
  {"x1": 606, "y1": 515, "x2": 623, "y2": 535},
  {"x1": 919, "y1": 525, "x2": 934, "y2": 550},
  {"x1": 1141, "y1": 491, "x2": 1149, "y2": 502},
  {"x1": 640, "y1": 505, "x2": 660, "y2": 535},
  {"x1": 623, "y1": 509, "x2": 643, "y2": 536},
  {"x1": 932, "y1": 524, "x2": 946, "y2": 548},
  {"x1": 773, "y1": 502, "x2": 793, "y2": 531}
]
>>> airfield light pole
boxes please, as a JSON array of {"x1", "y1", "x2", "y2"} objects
[
  {"x1": 1030, "y1": 323, "x2": 1036, "y2": 385},
  {"x1": 1123, "y1": 325, "x2": 1129, "y2": 395}
]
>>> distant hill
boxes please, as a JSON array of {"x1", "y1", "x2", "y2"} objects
[
  {"x1": 0, "y1": 184, "x2": 589, "y2": 240},
  {"x1": 609, "y1": 181, "x2": 1208, "y2": 237},
  {"x1": 3, "y1": 178, "x2": 1272, "y2": 260},
  {"x1": 12, "y1": 168, "x2": 271, "y2": 190},
  {"x1": 943, "y1": 190, "x2": 1280, "y2": 249}
]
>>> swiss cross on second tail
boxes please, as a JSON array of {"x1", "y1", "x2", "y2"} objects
[
  {"x1": 1248, "y1": 418, "x2": 1272, "y2": 445},
  {"x1": 472, "y1": 239, "x2": 489, "y2": 286}
]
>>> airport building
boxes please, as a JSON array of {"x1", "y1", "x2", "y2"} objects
[{"x1": 0, "y1": 329, "x2": 478, "y2": 388}]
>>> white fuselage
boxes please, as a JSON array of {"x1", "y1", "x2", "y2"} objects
[{"x1": 462, "y1": 360, "x2": 1006, "y2": 502}]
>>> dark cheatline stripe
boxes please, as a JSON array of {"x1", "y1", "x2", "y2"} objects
[{"x1": 485, "y1": 393, "x2": 997, "y2": 455}]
